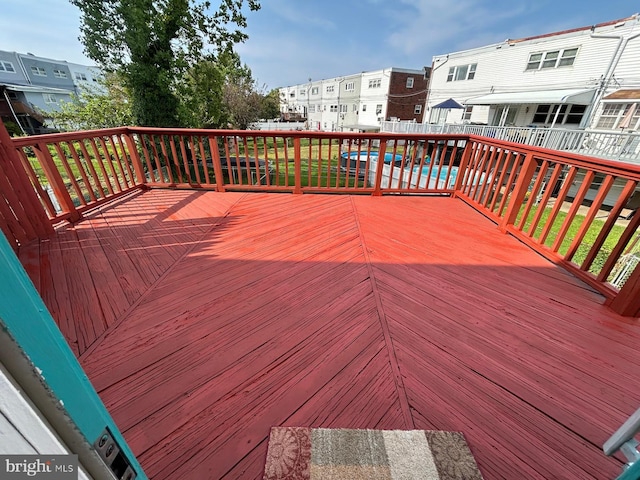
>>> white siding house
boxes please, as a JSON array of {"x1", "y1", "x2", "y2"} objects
[
  {"x1": 426, "y1": 14, "x2": 640, "y2": 131},
  {"x1": 358, "y1": 69, "x2": 392, "y2": 127},
  {"x1": 279, "y1": 67, "x2": 427, "y2": 131}
]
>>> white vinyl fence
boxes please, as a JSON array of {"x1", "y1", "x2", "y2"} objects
[{"x1": 381, "y1": 121, "x2": 640, "y2": 164}]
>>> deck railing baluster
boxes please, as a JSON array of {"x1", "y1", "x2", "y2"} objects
[{"x1": 3, "y1": 123, "x2": 640, "y2": 315}]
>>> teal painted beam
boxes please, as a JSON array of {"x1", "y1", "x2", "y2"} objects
[
  {"x1": 0, "y1": 232, "x2": 147, "y2": 478},
  {"x1": 617, "y1": 461, "x2": 640, "y2": 480}
]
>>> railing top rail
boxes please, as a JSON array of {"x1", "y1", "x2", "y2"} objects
[
  {"x1": 127, "y1": 126, "x2": 471, "y2": 141},
  {"x1": 12, "y1": 125, "x2": 640, "y2": 178},
  {"x1": 11, "y1": 127, "x2": 130, "y2": 147},
  {"x1": 467, "y1": 134, "x2": 640, "y2": 179}
]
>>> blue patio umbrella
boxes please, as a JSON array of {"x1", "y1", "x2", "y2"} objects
[{"x1": 432, "y1": 98, "x2": 465, "y2": 109}]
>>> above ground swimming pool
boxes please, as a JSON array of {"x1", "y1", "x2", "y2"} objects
[
  {"x1": 414, "y1": 164, "x2": 459, "y2": 188},
  {"x1": 339, "y1": 151, "x2": 404, "y2": 177}
]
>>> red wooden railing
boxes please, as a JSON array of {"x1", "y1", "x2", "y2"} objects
[{"x1": 1, "y1": 122, "x2": 639, "y2": 316}]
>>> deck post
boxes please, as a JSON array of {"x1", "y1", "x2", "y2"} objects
[
  {"x1": 33, "y1": 142, "x2": 81, "y2": 222},
  {"x1": 208, "y1": 135, "x2": 226, "y2": 192},
  {"x1": 372, "y1": 140, "x2": 388, "y2": 196},
  {"x1": 122, "y1": 131, "x2": 147, "y2": 185},
  {"x1": 293, "y1": 137, "x2": 302, "y2": 194},
  {"x1": 498, "y1": 152, "x2": 537, "y2": 232},
  {"x1": 0, "y1": 120, "x2": 54, "y2": 244},
  {"x1": 609, "y1": 249, "x2": 640, "y2": 318},
  {"x1": 452, "y1": 138, "x2": 474, "y2": 196}
]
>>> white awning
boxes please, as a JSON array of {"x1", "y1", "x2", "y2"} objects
[
  {"x1": 2, "y1": 83, "x2": 72, "y2": 94},
  {"x1": 466, "y1": 88, "x2": 596, "y2": 105}
]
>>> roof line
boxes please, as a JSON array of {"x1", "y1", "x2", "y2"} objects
[{"x1": 508, "y1": 14, "x2": 639, "y2": 44}]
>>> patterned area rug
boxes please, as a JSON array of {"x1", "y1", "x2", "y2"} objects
[{"x1": 263, "y1": 427, "x2": 483, "y2": 479}]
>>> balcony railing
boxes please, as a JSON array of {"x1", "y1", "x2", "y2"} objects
[
  {"x1": 1, "y1": 124, "x2": 639, "y2": 316},
  {"x1": 381, "y1": 121, "x2": 640, "y2": 164}
]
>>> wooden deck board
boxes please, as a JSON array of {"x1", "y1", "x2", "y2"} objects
[{"x1": 21, "y1": 189, "x2": 640, "y2": 479}]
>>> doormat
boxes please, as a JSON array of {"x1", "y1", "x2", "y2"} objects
[{"x1": 263, "y1": 427, "x2": 483, "y2": 479}]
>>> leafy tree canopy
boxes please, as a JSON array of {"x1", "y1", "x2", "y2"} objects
[
  {"x1": 71, "y1": 0, "x2": 260, "y2": 127},
  {"x1": 48, "y1": 72, "x2": 133, "y2": 131},
  {"x1": 261, "y1": 89, "x2": 281, "y2": 120}
]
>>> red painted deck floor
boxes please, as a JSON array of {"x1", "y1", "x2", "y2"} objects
[{"x1": 19, "y1": 189, "x2": 640, "y2": 479}]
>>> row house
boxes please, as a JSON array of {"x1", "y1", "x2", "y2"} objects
[
  {"x1": 0, "y1": 50, "x2": 101, "y2": 135},
  {"x1": 279, "y1": 67, "x2": 429, "y2": 131},
  {"x1": 425, "y1": 14, "x2": 640, "y2": 133}
]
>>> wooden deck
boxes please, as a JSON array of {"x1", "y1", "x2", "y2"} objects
[{"x1": 19, "y1": 189, "x2": 640, "y2": 479}]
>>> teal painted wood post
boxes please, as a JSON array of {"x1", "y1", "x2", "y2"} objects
[
  {"x1": 617, "y1": 460, "x2": 640, "y2": 480},
  {"x1": 0, "y1": 232, "x2": 147, "y2": 479}
]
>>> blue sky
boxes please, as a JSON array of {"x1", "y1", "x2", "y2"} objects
[{"x1": 0, "y1": 0, "x2": 636, "y2": 90}]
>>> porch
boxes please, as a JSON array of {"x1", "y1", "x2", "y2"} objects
[
  {"x1": 17, "y1": 188, "x2": 640, "y2": 479},
  {"x1": 1, "y1": 125, "x2": 640, "y2": 478}
]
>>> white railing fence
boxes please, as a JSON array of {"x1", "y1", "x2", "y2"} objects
[{"x1": 380, "y1": 121, "x2": 640, "y2": 164}]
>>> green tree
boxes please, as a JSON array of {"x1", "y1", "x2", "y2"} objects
[
  {"x1": 223, "y1": 79, "x2": 263, "y2": 129},
  {"x1": 71, "y1": 0, "x2": 260, "y2": 127},
  {"x1": 179, "y1": 59, "x2": 227, "y2": 128},
  {"x1": 218, "y1": 51, "x2": 262, "y2": 129},
  {"x1": 179, "y1": 50, "x2": 264, "y2": 129},
  {"x1": 261, "y1": 89, "x2": 281, "y2": 120},
  {"x1": 48, "y1": 72, "x2": 133, "y2": 131}
]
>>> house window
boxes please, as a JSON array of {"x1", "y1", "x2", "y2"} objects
[
  {"x1": 299, "y1": 89, "x2": 306, "y2": 96},
  {"x1": 289, "y1": 92, "x2": 295, "y2": 98},
  {"x1": 339, "y1": 104, "x2": 348, "y2": 113},
  {"x1": 414, "y1": 105, "x2": 422, "y2": 114},
  {"x1": 326, "y1": 85, "x2": 335, "y2": 93},
  {"x1": 596, "y1": 103, "x2": 640, "y2": 130},
  {"x1": 368, "y1": 78, "x2": 381, "y2": 88},
  {"x1": 43, "y1": 93, "x2": 57, "y2": 103},
  {"x1": 597, "y1": 104, "x2": 623, "y2": 129},
  {"x1": 526, "y1": 47, "x2": 578, "y2": 70},
  {"x1": 0, "y1": 61, "x2": 15, "y2": 73},
  {"x1": 74, "y1": 72, "x2": 87, "y2": 81},
  {"x1": 345, "y1": 81, "x2": 355, "y2": 91},
  {"x1": 558, "y1": 48, "x2": 578, "y2": 67},
  {"x1": 447, "y1": 67, "x2": 455, "y2": 82},
  {"x1": 446, "y1": 64, "x2": 477, "y2": 82},
  {"x1": 526, "y1": 53, "x2": 543, "y2": 70},
  {"x1": 564, "y1": 104, "x2": 587, "y2": 124},
  {"x1": 362, "y1": 105, "x2": 367, "y2": 112},
  {"x1": 532, "y1": 104, "x2": 551, "y2": 123},
  {"x1": 406, "y1": 77, "x2": 414, "y2": 88},
  {"x1": 541, "y1": 51, "x2": 559, "y2": 68},
  {"x1": 31, "y1": 66, "x2": 47, "y2": 76},
  {"x1": 330, "y1": 105, "x2": 338, "y2": 112},
  {"x1": 53, "y1": 69, "x2": 67, "y2": 78},
  {"x1": 455, "y1": 65, "x2": 469, "y2": 81},
  {"x1": 352, "y1": 104, "x2": 357, "y2": 112},
  {"x1": 311, "y1": 87, "x2": 319, "y2": 95},
  {"x1": 467, "y1": 64, "x2": 477, "y2": 80},
  {"x1": 375, "y1": 104, "x2": 382, "y2": 115},
  {"x1": 463, "y1": 105, "x2": 473, "y2": 121},
  {"x1": 308, "y1": 105, "x2": 315, "y2": 113},
  {"x1": 532, "y1": 104, "x2": 587, "y2": 125}
]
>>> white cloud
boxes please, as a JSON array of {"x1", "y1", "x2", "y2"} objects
[
  {"x1": 265, "y1": 0, "x2": 336, "y2": 30},
  {"x1": 384, "y1": 0, "x2": 532, "y2": 56}
]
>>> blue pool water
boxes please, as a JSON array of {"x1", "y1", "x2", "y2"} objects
[
  {"x1": 415, "y1": 165, "x2": 458, "y2": 182},
  {"x1": 341, "y1": 151, "x2": 404, "y2": 164}
]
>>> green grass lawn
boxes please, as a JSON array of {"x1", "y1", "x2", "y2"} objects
[{"x1": 515, "y1": 203, "x2": 636, "y2": 276}]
